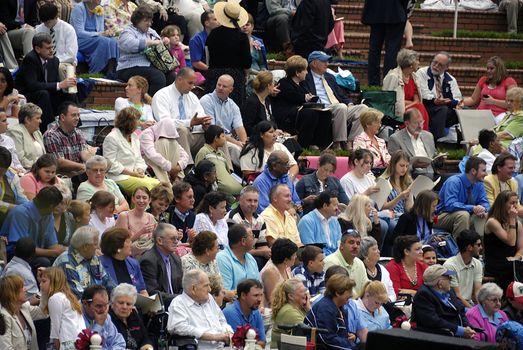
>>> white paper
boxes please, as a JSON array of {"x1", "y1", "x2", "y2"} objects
[
  {"x1": 135, "y1": 293, "x2": 162, "y2": 314},
  {"x1": 457, "y1": 109, "x2": 495, "y2": 142},
  {"x1": 369, "y1": 178, "x2": 393, "y2": 210},
  {"x1": 411, "y1": 176, "x2": 441, "y2": 198}
]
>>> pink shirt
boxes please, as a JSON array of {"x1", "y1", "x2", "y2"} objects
[
  {"x1": 466, "y1": 304, "x2": 508, "y2": 343},
  {"x1": 19, "y1": 172, "x2": 61, "y2": 196},
  {"x1": 477, "y1": 76, "x2": 518, "y2": 116}
]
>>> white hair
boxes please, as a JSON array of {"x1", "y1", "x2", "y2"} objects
[
  {"x1": 111, "y1": 283, "x2": 138, "y2": 304},
  {"x1": 182, "y1": 269, "x2": 205, "y2": 291},
  {"x1": 70, "y1": 226, "x2": 98, "y2": 249},
  {"x1": 477, "y1": 282, "x2": 503, "y2": 304}
]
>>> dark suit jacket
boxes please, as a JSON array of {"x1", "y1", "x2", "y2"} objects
[
  {"x1": 139, "y1": 246, "x2": 183, "y2": 307},
  {"x1": 240, "y1": 94, "x2": 274, "y2": 136},
  {"x1": 291, "y1": 0, "x2": 334, "y2": 57},
  {"x1": 361, "y1": 0, "x2": 408, "y2": 25},
  {"x1": 393, "y1": 211, "x2": 433, "y2": 239},
  {"x1": 0, "y1": 0, "x2": 38, "y2": 30},
  {"x1": 302, "y1": 70, "x2": 352, "y2": 105},
  {"x1": 15, "y1": 50, "x2": 60, "y2": 94},
  {"x1": 412, "y1": 284, "x2": 469, "y2": 336}
]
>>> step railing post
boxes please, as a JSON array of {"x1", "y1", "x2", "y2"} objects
[{"x1": 453, "y1": 0, "x2": 459, "y2": 38}]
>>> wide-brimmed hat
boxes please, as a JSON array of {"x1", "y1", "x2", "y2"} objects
[{"x1": 214, "y1": 1, "x2": 249, "y2": 29}]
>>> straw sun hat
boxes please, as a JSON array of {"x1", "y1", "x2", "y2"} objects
[{"x1": 214, "y1": 0, "x2": 249, "y2": 29}]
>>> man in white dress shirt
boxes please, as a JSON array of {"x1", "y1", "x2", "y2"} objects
[
  {"x1": 35, "y1": 3, "x2": 78, "y2": 80},
  {"x1": 152, "y1": 67, "x2": 212, "y2": 163},
  {"x1": 167, "y1": 269, "x2": 232, "y2": 349}
]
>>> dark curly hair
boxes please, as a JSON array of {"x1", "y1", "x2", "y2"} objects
[
  {"x1": 191, "y1": 230, "x2": 218, "y2": 256},
  {"x1": 0, "y1": 68, "x2": 14, "y2": 97},
  {"x1": 271, "y1": 238, "x2": 298, "y2": 265}
]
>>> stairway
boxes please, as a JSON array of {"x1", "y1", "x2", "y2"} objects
[{"x1": 269, "y1": 1, "x2": 523, "y2": 97}]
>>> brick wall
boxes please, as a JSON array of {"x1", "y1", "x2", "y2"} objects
[{"x1": 82, "y1": 82, "x2": 125, "y2": 108}]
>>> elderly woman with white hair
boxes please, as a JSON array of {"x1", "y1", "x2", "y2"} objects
[
  {"x1": 53, "y1": 226, "x2": 116, "y2": 299},
  {"x1": 382, "y1": 48, "x2": 429, "y2": 127},
  {"x1": 167, "y1": 269, "x2": 232, "y2": 348},
  {"x1": 466, "y1": 283, "x2": 509, "y2": 343},
  {"x1": 109, "y1": 283, "x2": 153, "y2": 350},
  {"x1": 359, "y1": 236, "x2": 396, "y2": 302},
  {"x1": 76, "y1": 155, "x2": 129, "y2": 213}
]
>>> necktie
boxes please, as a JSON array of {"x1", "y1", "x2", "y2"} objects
[
  {"x1": 18, "y1": 0, "x2": 24, "y2": 23},
  {"x1": 164, "y1": 257, "x2": 174, "y2": 294},
  {"x1": 43, "y1": 60, "x2": 48, "y2": 82},
  {"x1": 322, "y1": 76, "x2": 339, "y2": 105},
  {"x1": 435, "y1": 75, "x2": 443, "y2": 99},
  {"x1": 178, "y1": 94, "x2": 186, "y2": 120},
  {"x1": 50, "y1": 27, "x2": 56, "y2": 56},
  {"x1": 466, "y1": 186, "x2": 473, "y2": 205}
]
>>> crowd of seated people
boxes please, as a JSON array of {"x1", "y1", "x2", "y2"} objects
[{"x1": 2, "y1": 0, "x2": 523, "y2": 349}]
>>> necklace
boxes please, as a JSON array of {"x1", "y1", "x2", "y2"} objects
[
  {"x1": 366, "y1": 265, "x2": 377, "y2": 278},
  {"x1": 402, "y1": 261, "x2": 418, "y2": 286}
]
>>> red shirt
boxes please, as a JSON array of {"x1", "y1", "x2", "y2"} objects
[{"x1": 386, "y1": 259, "x2": 428, "y2": 296}]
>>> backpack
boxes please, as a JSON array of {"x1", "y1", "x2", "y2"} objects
[
  {"x1": 496, "y1": 320, "x2": 523, "y2": 350},
  {"x1": 423, "y1": 231, "x2": 459, "y2": 259}
]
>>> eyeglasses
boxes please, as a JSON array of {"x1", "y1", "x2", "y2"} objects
[
  {"x1": 88, "y1": 168, "x2": 106, "y2": 173},
  {"x1": 431, "y1": 60, "x2": 447, "y2": 67},
  {"x1": 487, "y1": 297, "x2": 501, "y2": 303},
  {"x1": 163, "y1": 235, "x2": 179, "y2": 243}
]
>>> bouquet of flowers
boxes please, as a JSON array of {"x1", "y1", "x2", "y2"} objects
[
  {"x1": 92, "y1": 5, "x2": 103, "y2": 16},
  {"x1": 75, "y1": 329, "x2": 101, "y2": 350},
  {"x1": 231, "y1": 324, "x2": 259, "y2": 349}
]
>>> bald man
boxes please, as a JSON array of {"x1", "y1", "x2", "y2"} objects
[
  {"x1": 253, "y1": 150, "x2": 301, "y2": 213},
  {"x1": 200, "y1": 74, "x2": 247, "y2": 167}
]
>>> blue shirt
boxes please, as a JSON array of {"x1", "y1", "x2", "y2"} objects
[
  {"x1": 1, "y1": 201, "x2": 57, "y2": 255},
  {"x1": 216, "y1": 246, "x2": 260, "y2": 291},
  {"x1": 253, "y1": 166, "x2": 301, "y2": 213},
  {"x1": 355, "y1": 298, "x2": 391, "y2": 332},
  {"x1": 223, "y1": 300, "x2": 266, "y2": 343},
  {"x1": 344, "y1": 299, "x2": 368, "y2": 335},
  {"x1": 99, "y1": 255, "x2": 146, "y2": 293},
  {"x1": 437, "y1": 173, "x2": 490, "y2": 214},
  {"x1": 291, "y1": 264, "x2": 325, "y2": 297},
  {"x1": 200, "y1": 91, "x2": 243, "y2": 134},
  {"x1": 189, "y1": 30, "x2": 208, "y2": 63},
  {"x1": 297, "y1": 209, "x2": 342, "y2": 256},
  {"x1": 83, "y1": 313, "x2": 126, "y2": 350}
]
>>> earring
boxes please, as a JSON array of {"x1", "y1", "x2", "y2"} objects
[{"x1": 117, "y1": 249, "x2": 121, "y2": 253}]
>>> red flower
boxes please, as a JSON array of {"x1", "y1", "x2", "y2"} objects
[
  {"x1": 231, "y1": 324, "x2": 259, "y2": 348},
  {"x1": 75, "y1": 329, "x2": 100, "y2": 350}
]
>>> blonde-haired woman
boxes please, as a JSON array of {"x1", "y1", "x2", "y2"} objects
[
  {"x1": 114, "y1": 75, "x2": 155, "y2": 130},
  {"x1": 355, "y1": 281, "x2": 391, "y2": 332},
  {"x1": 353, "y1": 108, "x2": 391, "y2": 169},
  {"x1": 338, "y1": 194, "x2": 381, "y2": 243},
  {"x1": 270, "y1": 278, "x2": 310, "y2": 348},
  {"x1": 241, "y1": 71, "x2": 277, "y2": 136},
  {"x1": 0, "y1": 275, "x2": 48, "y2": 350},
  {"x1": 40, "y1": 267, "x2": 85, "y2": 350}
]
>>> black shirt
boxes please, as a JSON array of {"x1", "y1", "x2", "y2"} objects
[{"x1": 111, "y1": 257, "x2": 133, "y2": 285}]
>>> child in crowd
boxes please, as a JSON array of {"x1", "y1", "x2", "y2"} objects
[
  {"x1": 422, "y1": 245, "x2": 437, "y2": 266},
  {"x1": 89, "y1": 190, "x2": 116, "y2": 241},
  {"x1": 161, "y1": 25, "x2": 205, "y2": 85},
  {"x1": 41, "y1": 267, "x2": 86, "y2": 350},
  {"x1": 147, "y1": 182, "x2": 174, "y2": 223},
  {"x1": 291, "y1": 245, "x2": 326, "y2": 298},
  {"x1": 68, "y1": 200, "x2": 92, "y2": 229}
]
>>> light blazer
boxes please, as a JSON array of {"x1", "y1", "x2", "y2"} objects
[
  {"x1": 483, "y1": 174, "x2": 519, "y2": 206},
  {"x1": 382, "y1": 66, "x2": 423, "y2": 118},
  {"x1": 388, "y1": 128, "x2": 436, "y2": 174},
  {"x1": 0, "y1": 302, "x2": 48, "y2": 350},
  {"x1": 102, "y1": 128, "x2": 147, "y2": 182},
  {"x1": 6, "y1": 123, "x2": 45, "y2": 170}
]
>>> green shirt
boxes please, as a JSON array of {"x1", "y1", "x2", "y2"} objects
[{"x1": 271, "y1": 303, "x2": 306, "y2": 348}]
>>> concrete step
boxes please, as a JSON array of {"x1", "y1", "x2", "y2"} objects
[
  {"x1": 268, "y1": 59, "x2": 518, "y2": 94},
  {"x1": 345, "y1": 32, "x2": 523, "y2": 65},
  {"x1": 334, "y1": 3, "x2": 522, "y2": 34},
  {"x1": 343, "y1": 49, "x2": 482, "y2": 66}
]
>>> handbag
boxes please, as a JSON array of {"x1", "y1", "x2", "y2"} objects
[
  {"x1": 144, "y1": 43, "x2": 179, "y2": 73},
  {"x1": 361, "y1": 90, "x2": 397, "y2": 120},
  {"x1": 88, "y1": 117, "x2": 113, "y2": 150},
  {"x1": 423, "y1": 232, "x2": 459, "y2": 259}
]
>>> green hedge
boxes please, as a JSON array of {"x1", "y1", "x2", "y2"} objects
[{"x1": 432, "y1": 29, "x2": 523, "y2": 40}]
